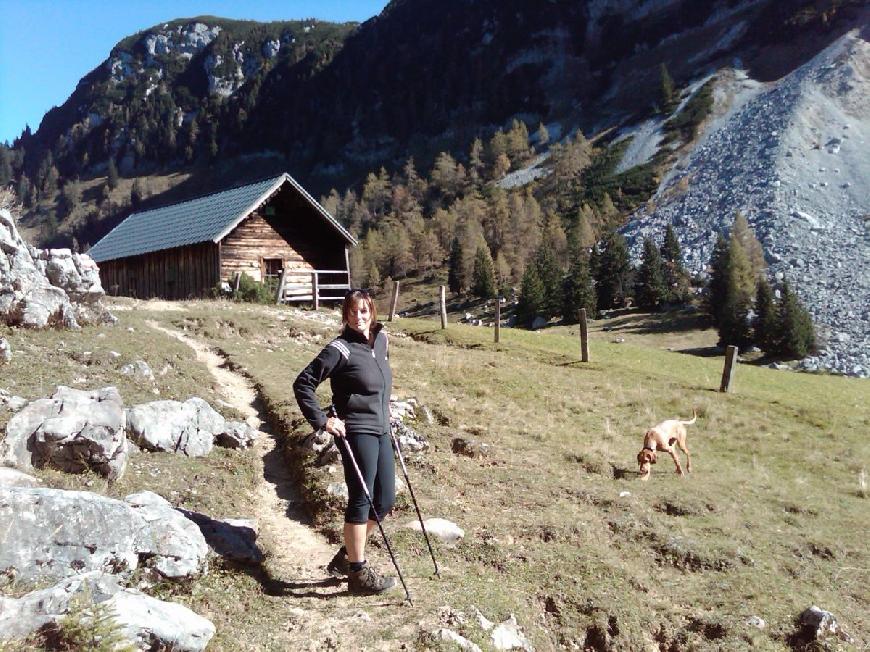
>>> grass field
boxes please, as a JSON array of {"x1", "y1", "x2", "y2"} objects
[{"x1": 2, "y1": 298, "x2": 867, "y2": 650}]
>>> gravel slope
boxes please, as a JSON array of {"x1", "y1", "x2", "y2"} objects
[{"x1": 622, "y1": 28, "x2": 870, "y2": 377}]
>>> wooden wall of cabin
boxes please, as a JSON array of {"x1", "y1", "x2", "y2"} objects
[
  {"x1": 219, "y1": 185, "x2": 348, "y2": 283},
  {"x1": 98, "y1": 242, "x2": 220, "y2": 299}
]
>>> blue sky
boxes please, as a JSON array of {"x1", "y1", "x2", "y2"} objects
[{"x1": 0, "y1": 0, "x2": 390, "y2": 144}]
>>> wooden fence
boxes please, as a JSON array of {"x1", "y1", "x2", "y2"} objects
[{"x1": 276, "y1": 269, "x2": 351, "y2": 308}]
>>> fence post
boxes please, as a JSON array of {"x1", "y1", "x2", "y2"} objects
[
  {"x1": 275, "y1": 270, "x2": 286, "y2": 304},
  {"x1": 579, "y1": 308, "x2": 589, "y2": 362},
  {"x1": 440, "y1": 286, "x2": 447, "y2": 329},
  {"x1": 233, "y1": 272, "x2": 241, "y2": 292},
  {"x1": 389, "y1": 280, "x2": 400, "y2": 321},
  {"x1": 312, "y1": 272, "x2": 320, "y2": 310},
  {"x1": 495, "y1": 298, "x2": 501, "y2": 343},
  {"x1": 720, "y1": 345, "x2": 738, "y2": 392}
]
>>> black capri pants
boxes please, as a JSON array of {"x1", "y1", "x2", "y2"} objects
[{"x1": 338, "y1": 431, "x2": 396, "y2": 524}]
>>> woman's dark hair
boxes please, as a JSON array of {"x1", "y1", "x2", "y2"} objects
[{"x1": 341, "y1": 289, "x2": 377, "y2": 325}]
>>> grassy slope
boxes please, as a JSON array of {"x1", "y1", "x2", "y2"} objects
[{"x1": 2, "y1": 300, "x2": 867, "y2": 650}]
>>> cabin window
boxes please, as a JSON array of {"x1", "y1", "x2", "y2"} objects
[{"x1": 263, "y1": 258, "x2": 283, "y2": 280}]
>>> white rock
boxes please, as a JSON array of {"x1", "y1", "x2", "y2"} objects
[
  {"x1": 405, "y1": 517, "x2": 464, "y2": 544},
  {"x1": 435, "y1": 628, "x2": 482, "y2": 652},
  {"x1": 491, "y1": 614, "x2": 534, "y2": 651},
  {"x1": 0, "y1": 466, "x2": 41, "y2": 487}
]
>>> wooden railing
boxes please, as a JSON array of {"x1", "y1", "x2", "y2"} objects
[{"x1": 276, "y1": 269, "x2": 351, "y2": 308}]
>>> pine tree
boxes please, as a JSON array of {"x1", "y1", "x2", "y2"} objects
[
  {"x1": 562, "y1": 251, "x2": 597, "y2": 323},
  {"x1": 661, "y1": 225, "x2": 681, "y2": 264},
  {"x1": 753, "y1": 276, "x2": 778, "y2": 354},
  {"x1": 777, "y1": 281, "x2": 816, "y2": 359},
  {"x1": 717, "y1": 238, "x2": 754, "y2": 348},
  {"x1": 471, "y1": 246, "x2": 497, "y2": 299},
  {"x1": 731, "y1": 211, "x2": 766, "y2": 279},
  {"x1": 517, "y1": 264, "x2": 545, "y2": 327},
  {"x1": 659, "y1": 63, "x2": 676, "y2": 113},
  {"x1": 706, "y1": 233, "x2": 730, "y2": 326},
  {"x1": 660, "y1": 225, "x2": 690, "y2": 303},
  {"x1": 536, "y1": 122, "x2": 549, "y2": 149},
  {"x1": 635, "y1": 237, "x2": 667, "y2": 311},
  {"x1": 595, "y1": 230, "x2": 632, "y2": 310},
  {"x1": 447, "y1": 236, "x2": 465, "y2": 294},
  {"x1": 533, "y1": 245, "x2": 562, "y2": 319},
  {"x1": 0, "y1": 146, "x2": 12, "y2": 187},
  {"x1": 130, "y1": 179, "x2": 145, "y2": 207}
]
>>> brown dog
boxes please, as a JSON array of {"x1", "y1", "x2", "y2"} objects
[{"x1": 637, "y1": 410, "x2": 696, "y2": 480}]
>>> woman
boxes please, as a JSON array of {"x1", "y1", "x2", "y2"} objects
[{"x1": 293, "y1": 289, "x2": 396, "y2": 595}]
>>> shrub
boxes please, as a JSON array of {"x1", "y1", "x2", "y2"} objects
[{"x1": 233, "y1": 273, "x2": 276, "y2": 304}]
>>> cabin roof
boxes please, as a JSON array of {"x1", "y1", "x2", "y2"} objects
[{"x1": 87, "y1": 172, "x2": 356, "y2": 263}]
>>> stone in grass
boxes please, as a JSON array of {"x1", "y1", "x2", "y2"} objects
[
  {"x1": 405, "y1": 517, "x2": 464, "y2": 544},
  {"x1": 215, "y1": 421, "x2": 259, "y2": 449},
  {"x1": 2, "y1": 385, "x2": 128, "y2": 480},
  {"x1": 452, "y1": 437, "x2": 490, "y2": 458},
  {"x1": 434, "y1": 628, "x2": 482, "y2": 652},
  {"x1": 120, "y1": 360, "x2": 154, "y2": 381},
  {"x1": 0, "y1": 388, "x2": 27, "y2": 411},
  {"x1": 0, "y1": 337, "x2": 10, "y2": 363},
  {"x1": 797, "y1": 606, "x2": 853, "y2": 644},
  {"x1": 126, "y1": 397, "x2": 224, "y2": 457},
  {"x1": 490, "y1": 614, "x2": 534, "y2": 651}
]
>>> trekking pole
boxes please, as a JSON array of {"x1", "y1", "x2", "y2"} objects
[
  {"x1": 390, "y1": 429, "x2": 440, "y2": 577},
  {"x1": 338, "y1": 436, "x2": 413, "y2": 605}
]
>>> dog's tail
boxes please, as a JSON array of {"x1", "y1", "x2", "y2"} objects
[{"x1": 680, "y1": 409, "x2": 697, "y2": 426}]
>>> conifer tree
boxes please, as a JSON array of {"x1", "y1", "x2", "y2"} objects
[
  {"x1": 536, "y1": 123, "x2": 549, "y2": 149},
  {"x1": 777, "y1": 281, "x2": 816, "y2": 359},
  {"x1": 471, "y1": 246, "x2": 497, "y2": 299},
  {"x1": 706, "y1": 233, "x2": 730, "y2": 326},
  {"x1": 130, "y1": 179, "x2": 145, "y2": 208},
  {"x1": 717, "y1": 237, "x2": 754, "y2": 348},
  {"x1": 753, "y1": 276, "x2": 778, "y2": 354},
  {"x1": 517, "y1": 264, "x2": 545, "y2": 327},
  {"x1": 562, "y1": 251, "x2": 596, "y2": 323},
  {"x1": 533, "y1": 245, "x2": 563, "y2": 319},
  {"x1": 595, "y1": 230, "x2": 632, "y2": 310},
  {"x1": 0, "y1": 146, "x2": 12, "y2": 187},
  {"x1": 731, "y1": 211, "x2": 766, "y2": 279},
  {"x1": 635, "y1": 237, "x2": 667, "y2": 310},
  {"x1": 447, "y1": 236, "x2": 465, "y2": 294},
  {"x1": 661, "y1": 225, "x2": 690, "y2": 303}
]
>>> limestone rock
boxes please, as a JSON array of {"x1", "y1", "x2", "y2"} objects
[
  {"x1": 452, "y1": 437, "x2": 490, "y2": 458},
  {"x1": 0, "y1": 486, "x2": 208, "y2": 585},
  {"x1": 102, "y1": 589, "x2": 216, "y2": 652},
  {"x1": 120, "y1": 360, "x2": 155, "y2": 381},
  {"x1": 215, "y1": 420, "x2": 258, "y2": 449},
  {"x1": 126, "y1": 397, "x2": 224, "y2": 457},
  {"x1": 0, "y1": 388, "x2": 27, "y2": 411},
  {"x1": 434, "y1": 628, "x2": 482, "y2": 652},
  {"x1": 0, "y1": 337, "x2": 10, "y2": 363},
  {"x1": 2, "y1": 385, "x2": 128, "y2": 480},
  {"x1": 491, "y1": 614, "x2": 535, "y2": 651},
  {"x1": 392, "y1": 419, "x2": 429, "y2": 453},
  {"x1": 797, "y1": 606, "x2": 853, "y2": 645},
  {"x1": 125, "y1": 491, "x2": 210, "y2": 579},
  {"x1": 1, "y1": 209, "x2": 114, "y2": 329},
  {"x1": 0, "y1": 466, "x2": 41, "y2": 487},
  {"x1": 405, "y1": 517, "x2": 464, "y2": 544}
]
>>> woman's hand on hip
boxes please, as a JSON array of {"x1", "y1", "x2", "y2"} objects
[{"x1": 325, "y1": 416, "x2": 346, "y2": 438}]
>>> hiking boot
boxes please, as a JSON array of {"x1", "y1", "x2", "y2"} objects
[
  {"x1": 326, "y1": 547, "x2": 350, "y2": 577},
  {"x1": 348, "y1": 563, "x2": 396, "y2": 595}
]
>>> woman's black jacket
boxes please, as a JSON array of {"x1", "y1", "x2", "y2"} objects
[{"x1": 293, "y1": 323, "x2": 392, "y2": 435}]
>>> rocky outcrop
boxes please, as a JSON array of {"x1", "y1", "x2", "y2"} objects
[
  {"x1": 0, "y1": 571, "x2": 215, "y2": 651},
  {"x1": 0, "y1": 487, "x2": 208, "y2": 585},
  {"x1": 0, "y1": 208, "x2": 114, "y2": 329},
  {"x1": 126, "y1": 397, "x2": 225, "y2": 457},
  {"x1": 1, "y1": 386, "x2": 128, "y2": 480}
]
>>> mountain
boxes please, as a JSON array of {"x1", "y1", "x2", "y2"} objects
[{"x1": 1, "y1": 0, "x2": 867, "y2": 375}]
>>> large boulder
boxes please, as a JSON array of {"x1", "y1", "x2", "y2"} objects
[
  {"x1": 0, "y1": 209, "x2": 113, "y2": 328},
  {"x1": 126, "y1": 397, "x2": 225, "y2": 457},
  {"x1": 215, "y1": 420, "x2": 259, "y2": 449},
  {"x1": 0, "y1": 571, "x2": 215, "y2": 652},
  {"x1": 0, "y1": 487, "x2": 208, "y2": 585},
  {"x1": 1, "y1": 385, "x2": 128, "y2": 480}
]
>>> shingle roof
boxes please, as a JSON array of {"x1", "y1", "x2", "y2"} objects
[{"x1": 88, "y1": 172, "x2": 355, "y2": 263}]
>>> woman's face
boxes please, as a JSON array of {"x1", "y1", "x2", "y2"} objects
[{"x1": 347, "y1": 298, "x2": 372, "y2": 336}]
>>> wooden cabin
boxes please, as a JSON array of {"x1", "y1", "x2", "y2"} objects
[{"x1": 87, "y1": 173, "x2": 357, "y2": 303}]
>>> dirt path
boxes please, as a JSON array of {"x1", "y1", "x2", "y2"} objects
[{"x1": 145, "y1": 319, "x2": 365, "y2": 646}]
